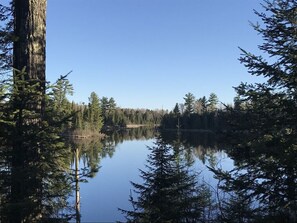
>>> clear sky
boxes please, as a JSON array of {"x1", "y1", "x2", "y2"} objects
[{"x1": 45, "y1": 0, "x2": 265, "y2": 110}]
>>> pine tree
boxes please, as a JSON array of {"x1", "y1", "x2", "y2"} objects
[
  {"x1": 88, "y1": 92, "x2": 103, "y2": 132},
  {"x1": 52, "y1": 77, "x2": 73, "y2": 113},
  {"x1": 183, "y1": 92, "x2": 195, "y2": 115},
  {"x1": 207, "y1": 93, "x2": 218, "y2": 112},
  {"x1": 198, "y1": 96, "x2": 207, "y2": 113}
]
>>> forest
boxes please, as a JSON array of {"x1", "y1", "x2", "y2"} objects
[
  {"x1": 1, "y1": 0, "x2": 297, "y2": 222},
  {"x1": 49, "y1": 81, "x2": 165, "y2": 136}
]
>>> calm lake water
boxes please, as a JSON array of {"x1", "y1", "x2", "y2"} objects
[{"x1": 72, "y1": 130, "x2": 234, "y2": 222}]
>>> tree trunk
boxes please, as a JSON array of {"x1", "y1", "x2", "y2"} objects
[
  {"x1": 13, "y1": 0, "x2": 47, "y2": 114},
  {"x1": 9, "y1": 1, "x2": 47, "y2": 222}
]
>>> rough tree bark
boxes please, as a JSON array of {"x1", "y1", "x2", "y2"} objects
[
  {"x1": 9, "y1": 1, "x2": 47, "y2": 222},
  {"x1": 13, "y1": 0, "x2": 47, "y2": 114}
]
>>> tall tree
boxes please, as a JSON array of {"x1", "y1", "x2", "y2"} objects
[
  {"x1": 108, "y1": 97, "x2": 116, "y2": 111},
  {"x1": 183, "y1": 92, "x2": 195, "y2": 115},
  {"x1": 100, "y1": 96, "x2": 109, "y2": 118},
  {"x1": 52, "y1": 77, "x2": 73, "y2": 113},
  {"x1": 213, "y1": 0, "x2": 297, "y2": 221},
  {"x1": 207, "y1": 93, "x2": 218, "y2": 112},
  {"x1": 120, "y1": 139, "x2": 210, "y2": 222},
  {"x1": 198, "y1": 96, "x2": 207, "y2": 113},
  {"x1": 13, "y1": 0, "x2": 47, "y2": 114},
  {"x1": 88, "y1": 92, "x2": 103, "y2": 132},
  {"x1": 173, "y1": 102, "x2": 181, "y2": 116}
]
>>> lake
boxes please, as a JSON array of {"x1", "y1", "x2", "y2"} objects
[
  {"x1": 71, "y1": 129, "x2": 234, "y2": 222},
  {"x1": 1, "y1": 127, "x2": 296, "y2": 222}
]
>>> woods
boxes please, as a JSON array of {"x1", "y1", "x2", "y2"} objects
[
  {"x1": 211, "y1": 0, "x2": 297, "y2": 221},
  {"x1": 161, "y1": 92, "x2": 223, "y2": 131},
  {"x1": 1, "y1": 0, "x2": 297, "y2": 222}
]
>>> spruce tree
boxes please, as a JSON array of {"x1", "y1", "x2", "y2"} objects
[
  {"x1": 0, "y1": 72, "x2": 73, "y2": 222},
  {"x1": 119, "y1": 139, "x2": 211, "y2": 223},
  {"x1": 215, "y1": 0, "x2": 297, "y2": 220}
]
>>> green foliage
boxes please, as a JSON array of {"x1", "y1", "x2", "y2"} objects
[
  {"x1": 46, "y1": 76, "x2": 74, "y2": 132},
  {"x1": 173, "y1": 103, "x2": 180, "y2": 116},
  {"x1": 199, "y1": 96, "x2": 207, "y2": 113},
  {"x1": 51, "y1": 77, "x2": 73, "y2": 113},
  {"x1": 0, "y1": 1, "x2": 13, "y2": 73},
  {"x1": 120, "y1": 139, "x2": 212, "y2": 223},
  {"x1": 184, "y1": 92, "x2": 195, "y2": 114},
  {"x1": 161, "y1": 92, "x2": 225, "y2": 131},
  {"x1": 207, "y1": 93, "x2": 218, "y2": 112},
  {"x1": 88, "y1": 91, "x2": 103, "y2": 131},
  {"x1": 212, "y1": 0, "x2": 297, "y2": 221},
  {"x1": 0, "y1": 70, "x2": 74, "y2": 222}
]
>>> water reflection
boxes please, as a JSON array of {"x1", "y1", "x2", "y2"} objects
[
  {"x1": 119, "y1": 138, "x2": 213, "y2": 222},
  {"x1": 106, "y1": 127, "x2": 157, "y2": 145},
  {"x1": 212, "y1": 131, "x2": 297, "y2": 222},
  {"x1": 68, "y1": 138, "x2": 105, "y2": 223},
  {"x1": 6, "y1": 124, "x2": 290, "y2": 222},
  {"x1": 160, "y1": 130, "x2": 220, "y2": 166},
  {"x1": 66, "y1": 128, "x2": 156, "y2": 222},
  {"x1": 68, "y1": 127, "x2": 157, "y2": 181}
]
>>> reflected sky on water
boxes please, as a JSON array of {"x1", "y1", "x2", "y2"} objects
[{"x1": 73, "y1": 131, "x2": 233, "y2": 222}]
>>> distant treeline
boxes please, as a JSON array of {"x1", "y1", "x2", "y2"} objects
[
  {"x1": 50, "y1": 79, "x2": 163, "y2": 135},
  {"x1": 160, "y1": 92, "x2": 227, "y2": 131},
  {"x1": 52, "y1": 79, "x2": 235, "y2": 134}
]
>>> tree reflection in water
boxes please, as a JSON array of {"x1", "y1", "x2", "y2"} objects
[
  {"x1": 211, "y1": 131, "x2": 297, "y2": 222},
  {"x1": 160, "y1": 130, "x2": 220, "y2": 166},
  {"x1": 68, "y1": 127, "x2": 157, "y2": 222},
  {"x1": 160, "y1": 129, "x2": 297, "y2": 222}
]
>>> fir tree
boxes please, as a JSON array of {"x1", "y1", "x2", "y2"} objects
[
  {"x1": 0, "y1": 71, "x2": 74, "y2": 222},
  {"x1": 119, "y1": 139, "x2": 211, "y2": 223},
  {"x1": 214, "y1": 0, "x2": 297, "y2": 221}
]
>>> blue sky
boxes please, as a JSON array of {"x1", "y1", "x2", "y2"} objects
[{"x1": 46, "y1": 0, "x2": 264, "y2": 110}]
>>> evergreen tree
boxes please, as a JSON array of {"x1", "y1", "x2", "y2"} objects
[
  {"x1": 183, "y1": 92, "x2": 195, "y2": 115},
  {"x1": 13, "y1": 0, "x2": 47, "y2": 115},
  {"x1": 108, "y1": 97, "x2": 116, "y2": 111},
  {"x1": 52, "y1": 77, "x2": 73, "y2": 113},
  {"x1": 214, "y1": 0, "x2": 297, "y2": 221},
  {"x1": 88, "y1": 92, "x2": 103, "y2": 132},
  {"x1": 173, "y1": 103, "x2": 181, "y2": 116},
  {"x1": 173, "y1": 103, "x2": 181, "y2": 129},
  {"x1": 207, "y1": 93, "x2": 218, "y2": 112},
  {"x1": 198, "y1": 96, "x2": 207, "y2": 113},
  {"x1": 0, "y1": 2, "x2": 13, "y2": 73},
  {"x1": 120, "y1": 139, "x2": 211, "y2": 223},
  {"x1": 100, "y1": 96, "x2": 109, "y2": 118},
  {"x1": 217, "y1": 191, "x2": 254, "y2": 223},
  {"x1": 0, "y1": 71, "x2": 74, "y2": 222}
]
